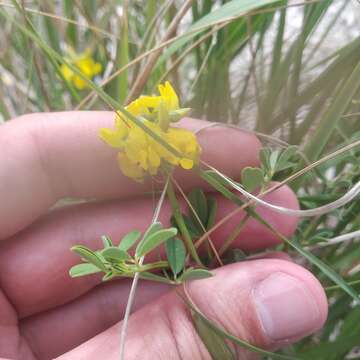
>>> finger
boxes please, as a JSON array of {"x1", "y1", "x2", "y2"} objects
[
  {"x1": 20, "y1": 252, "x2": 293, "y2": 358},
  {"x1": 21, "y1": 280, "x2": 170, "y2": 360},
  {"x1": 213, "y1": 181, "x2": 299, "y2": 252},
  {"x1": 248, "y1": 251, "x2": 294, "y2": 262},
  {"x1": 56, "y1": 259, "x2": 328, "y2": 360},
  {"x1": 0, "y1": 113, "x2": 261, "y2": 239},
  {"x1": 0, "y1": 184, "x2": 298, "y2": 318}
]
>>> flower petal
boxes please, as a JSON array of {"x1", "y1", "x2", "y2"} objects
[
  {"x1": 99, "y1": 128, "x2": 125, "y2": 148},
  {"x1": 179, "y1": 158, "x2": 194, "y2": 169},
  {"x1": 118, "y1": 153, "x2": 144, "y2": 182}
]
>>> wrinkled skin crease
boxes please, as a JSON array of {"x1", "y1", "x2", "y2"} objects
[{"x1": 0, "y1": 288, "x2": 37, "y2": 360}]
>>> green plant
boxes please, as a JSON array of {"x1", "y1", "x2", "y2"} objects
[{"x1": 1, "y1": 1, "x2": 360, "y2": 359}]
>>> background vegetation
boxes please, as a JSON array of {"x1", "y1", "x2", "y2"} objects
[{"x1": 0, "y1": 0, "x2": 359, "y2": 358}]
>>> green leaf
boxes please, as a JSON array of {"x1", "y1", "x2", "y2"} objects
[
  {"x1": 136, "y1": 228, "x2": 178, "y2": 258},
  {"x1": 269, "y1": 150, "x2": 280, "y2": 170},
  {"x1": 101, "y1": 235, "x2": 113, "y2": 248},
  {"x1": 259, "y1": 147, "x2": 272, "y2": 173},
  {"x1": 299, "y1": 334, "x2": 360, "y2": 360},
  {"x1": 119, "y1": 230, "x2": 141, "y2": 251},
  {"x1": 144, "y1": 222, "x2": 163, "y2": 238},
  {"x1": 206, "y1": 197, "x2": 217, "y2": 229},
  {"x1": 185, "y1": 297, "x2": 297, "y2": 360},
  {"x1": 165, "y1": 238, "x2": 186, "y2": 276},
  {"x1": 241, "y1": 167, "x2": 265, "y2": 192},
  {"x1": 167, "y1": 182, "x2": 203, "y2": 266},
  {"x1": 158, "y1": 0, "x2": 281, "y2": 66},
  {"x1": 188, "y1": 188, "x2": 208, "y2": 225},
  {"x1": 191, "y1": 310, "x2": 236, "y2": 360},
  {"x1": 259, "y1": 147, "x2": 297, "y2": 178},
  {"x1": 304, "y1": 60, "x2": 360, "y2": 163},
  {"x1": 182, "y1": 214, "x2": 202, "y2": 238},
  {"x1": 138, "y1": 272, "x2": 174, "y2": 284},
  {"x1": 102, "y1": 271, "x2": 115, "y2": 281},
  {"x1": 169, "y1": 108, "x2": 191, "y2": 122},
  {"x1": 71, "y1": 245, "x2": 106, "y2": 271},
  {"x1": 285, "y1": 239, "x2": 360, "y2": 302},
  {"x1": 181, "y1": 268, "x2": 213, "y2": 281},
  {"x1": 69, "y1": 263, "x2": 101, "y2": 278},
  {"x1": 276, "y1": 146, "x2": 298, "y2": 171},
  {"x1": 101, "y1": 247, "x2": 131, "y2": 262}
]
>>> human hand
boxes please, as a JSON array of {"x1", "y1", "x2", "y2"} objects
[{"x1": 0, "y1": 112, "x2": 327, "y2": 359}]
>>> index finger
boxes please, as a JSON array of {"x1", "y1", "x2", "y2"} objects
[{"x1": 0, "y1": 112, "x2": 261, "y2": 239}]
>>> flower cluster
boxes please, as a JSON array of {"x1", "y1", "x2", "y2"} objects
[
  {"x1": 100, "y1": 82, "x2": 201, "y2": 182},
  {"x1": 60, "y1": 50, "x2": 102, "y2": 90}
]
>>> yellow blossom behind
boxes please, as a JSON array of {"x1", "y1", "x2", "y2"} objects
[
  {"x1": 60, "y1": 50, "x2": 102, "y2": 90},
  {"x1": 100, "y1": 82, "x2": 201, "y2": 182}
]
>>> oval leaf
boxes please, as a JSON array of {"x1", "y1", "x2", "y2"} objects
[
  {"x1": 191, "y1": 310, "x2": 235, "y2": 360},
  {"x1": 275, "y1": 146, "x2": 298, "y2": 172},
  {"x1": 183, "y1": 214, "x2": 202, "y2": 238},
  {"x1": 144, "y1": 222, "x2": 163, "y2": 237},
  {"x1": 101, "y1": 235, "x2": 113, "y2": 248},
  {"x1": 69, "y1": 263, "x2": 101, "y2": 278},
  {"x1": 259, "y1": 147, "x2": 271, "y2": 173},
  {"x1": 119, "y1": 230, "x2": 141, "y2": 251},
  {"x1": 136, "y1": 228, "x2": 178, "y2": 258},
  {"x1": 181, "y1": 268, "x2": 213, "y2": 281},
  {"x1": 101, "y1": 247, "x2": 131, "y2": 262},
  {"x1": 188, "y1": 188, "x2": 208, "y2": 226},
  {"x1": 241, "y1": 167, "x2": 265, "y2": 192},
  {"x1": 71, "y1": 245, "x2": 106, "y2": 271},
  {"x1": 206, "y1": 197, "x2": 217, "y2": 229},
  {"x1": 269, "y1": 150, "x2": 280, "y2": 170},
  {"x1": 165, "y1": 238, "x2": 186, "y2": 276}
]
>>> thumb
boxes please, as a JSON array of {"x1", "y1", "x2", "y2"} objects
[{"x1": 57, "y1": 259, "x2": 328, "y2": 360}]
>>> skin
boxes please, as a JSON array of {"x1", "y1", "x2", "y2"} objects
[{"x1": 0, "y1": 112, "x2": 328, "y2": 360}]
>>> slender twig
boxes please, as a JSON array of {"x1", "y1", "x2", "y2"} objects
[
  {"x1": 218, "y1": 214, "x2": 249, "y2": 256},
  {"x1": 343, "y1": 112, "x2": 360, "y2": 118},
  {"x1": 204, "y1": 160, "x2": 360, "y2": 218},
  {"x1": 307, "y1": 229, "x2": 360, "y2": 250},
  {"x1": 119, "y1": 178, "x2": 169, "y2": 360},
  {"x1": 325, "y1": 279, "x2": 360, "y2": 292}
]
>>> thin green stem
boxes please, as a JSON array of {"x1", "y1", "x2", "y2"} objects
[{"x1": 166, "y1": 180, "x2": 203, "y2": 266}]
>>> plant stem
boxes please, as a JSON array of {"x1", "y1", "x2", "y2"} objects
[
  {"x1": 119, "y1": 178, "x2": 169, "y2": 360},
  {"x1": 218, "y1": 214, "x2": 249, "y2": 256},
  {"x1": 166, "y1": 180, "x2": 203, "y2": 266},
  {"x1": 138, "y1": 261, "x2": 169, "y2": 272}
]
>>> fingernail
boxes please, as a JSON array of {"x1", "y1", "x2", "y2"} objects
[{"x1": 253, "y1": 272, "x2": 321, "y2": 341}]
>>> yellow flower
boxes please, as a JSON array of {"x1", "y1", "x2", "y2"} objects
[
  {"x1": 60, "y1": 50, "x2": 102, "y2": 90},
  {"x1": 158, "y1": 81, "x2": 179, "y2": 110},
  {"x1": 99, "y1": 82, "x2": 201, "y2": 182}
]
